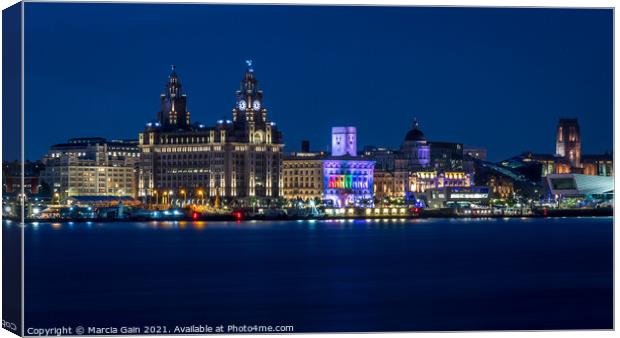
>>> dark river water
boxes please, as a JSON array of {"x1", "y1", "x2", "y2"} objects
[{"x1": 13, "y1": 217, "x2": 613, "y2": 332}]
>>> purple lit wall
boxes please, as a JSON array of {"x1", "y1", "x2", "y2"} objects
[
  {"x1": 331, "y1": 127, "x2": 357, "y2": 157},
  {"x1": 418, "y1": 146, "x2": 430, "y2": 166},
  {"x1": 322, "y1": 159, "x2": 375, "y2": 207}
]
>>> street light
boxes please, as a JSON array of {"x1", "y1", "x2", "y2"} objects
[
  {"x1": 180, "y1": 189, "x2": 186, "y2": 206},
  {"x1": 197, "y1": 189, "x2": 204, "y2": 205}
]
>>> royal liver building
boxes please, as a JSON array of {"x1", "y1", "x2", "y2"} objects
[{"x1": 138, "y1": 63, "x2": 284, "y2": 205}]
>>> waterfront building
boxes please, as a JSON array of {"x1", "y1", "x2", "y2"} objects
[
  {"x1": 426, "y1": 186, "x2": 490, "y2": 209},
  {"x1": 429, "y1": 141, "x2": 464, "y2": 171},
  {"x1": 40, "y1": 137, "x2": 139, "y2": 198},
  {"x1": 544, "y1": 173, "x2": 613, "y2": 207},
  {"x1": 362, "y1": 146, "x2": 396, "y2": 171},
  {"x1": 282, "y1": 148, "x2": 325, "y2": 202},
  {"x1": 400, "y1": 119, "x2": 431, "y2": 169},
  {"x1": 366, "y1": 118, "x2": 472, "y2": 202},
  {"x1": 363, "y1": 146, "x2": 402, "y2": 200},
  {"x1": 409, "y1": 171, "x2": 472, "y2": 194},
  {"x1": 323, "y1": 127, "x2": 375, "y2": 207},
  {"x1": 372, "y1": 119, "x2": 431, "y2": 199},
  {"x1": 486, "y1": 175, "x2": 515, "y2": 199},
  {"x1": 505, "y1": 118, "x2": 613, "y2": 177},
  {"x1": 470, "y1": 158, "x2": 541, "y2": 201},
  {"x1": 138, "y1": 64, "x2": 284, "y2": 206},
  {"x1": 65, "y1": 195, "x2": 142, "y2": 208},
  {"x1": 282, "y1": 130, "x2": 375, "y2": 207},
  {"x1": 323, "y1": 158, "x2": 375, "y2": 207},
  {"x1": 373, "y1": 170, "x2": 397, "y2": 201},
  {"x1": 473, "y1": 118, "x2": 613, "y2": 202},
  {"x1": 582, "y1": 154, "x2": 613, "y2": 176},
  {"x1": 408, "y1": 171, "x2": 474, "y2": 207},
  {"x1": 2, "y1": 160, "x2": 45, "y2": 197}
]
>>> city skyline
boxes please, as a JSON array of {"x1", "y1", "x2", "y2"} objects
[{"x1": 19, "y1": 4, "x2": 613, "y2": 162}]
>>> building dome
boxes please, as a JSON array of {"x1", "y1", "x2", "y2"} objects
[{"x1": 404, "y1": 119, "x2": 426, "y2": 142}]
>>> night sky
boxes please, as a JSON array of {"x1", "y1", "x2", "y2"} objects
[{"x1": 21, "y1": 4, "x2": 612, "y2": 162}]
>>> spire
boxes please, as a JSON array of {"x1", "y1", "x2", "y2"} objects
[
  {"x1": 158, "y1": 65, "x2": 189, "y2": 130},
  {"x1": 245, "y1": 59, "x2": 254, "y2": 73},
  {"x1": 165, "y1": 65, "x2": 182, "y2": 96},
  {"x1": 238, "y1": 60, "x2": 261, "y2": 98},
  {"x1": 412, "y1": 118, "x2": 420, "y2": 129},
  {"x1": 169, "y1": 65, "x2": 178, "y2": 84}
]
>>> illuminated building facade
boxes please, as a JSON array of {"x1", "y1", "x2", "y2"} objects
[
  {"x1": 556, "y1": 118, "x2": 581, "y2": 168},
  {"x1": 487, "y1": 176, "x2": 514, "y2": 199},
  {"x1": 427, "y1": 186, "x2": 490, "y2": 208},
  {"x1": 409, "y1": 171, "x2": 472, "y2": 194},
  {"x1": 364, "y1": 146, "x2": 402, "y2": 200},
  {"x1": 40, "y1": 137, "x2": 140, "y2": 197},
  {"x1": 370, "y1": 119, "x2": 432, "y2": 199},
  {"x1": 332, "y1": 127, "x2": 357, "y2": 157},
  {"x1": 282, "y1": 154, "x2": 324, "y2": 201},
  {"x1": 368, "y1": 118, "x2": 471, "y2": 201},
  {"x1": 138, "y1": 64, "x2": 283, "y2": 205},
  {"x1": 323, "y1": 159, "x2": 374, "y2": 207},
  {"x1": 408, "y1": 171, "x2": 473, "y2": 207},
  {"x1": 323, "y1": 127, "x2": 375, "y2": 207},
  {"x1": 511, "y1": 118, "x2": 612, "y2": 177},
  {"x1": 544, "y1": 173, "x2": 613, "y2": 204},
  {"x1": 582, "y1": 154, "x2": 613, "y2": 176},
  {"x1": 282, "y1": 130, "x2": 375, "y2": 207},
  {"x1": 400, "y1": 119, "x2": 431, "y2": 169},
  {"x1": 373, "y1": 170, "x2": 397, "y2": 200}
]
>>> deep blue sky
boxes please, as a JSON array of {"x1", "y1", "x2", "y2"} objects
[{"x1": 23, "y1": 4, "x2": 612, "y2": 162}]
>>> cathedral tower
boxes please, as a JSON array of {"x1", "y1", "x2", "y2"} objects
[{"x1": 556, "y1": 118, "x2": 581, "y2": 168}]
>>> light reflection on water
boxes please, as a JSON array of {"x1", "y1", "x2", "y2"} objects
[
  {"x1": 16, "y1": 216, "x2": 614, "y2": 331},
  {"x1": 12, "y1": 216, "x2": 614, "y2": 233}
]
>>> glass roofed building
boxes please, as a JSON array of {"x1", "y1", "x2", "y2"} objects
[{"x1": 544, "y1": 173, "x2": 613, "y2": 206}]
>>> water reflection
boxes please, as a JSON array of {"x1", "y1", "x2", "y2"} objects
[{"x1": 15, "y1": 216, "x2": 612, "y2": 234}]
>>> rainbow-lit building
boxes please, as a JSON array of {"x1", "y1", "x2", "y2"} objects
[
  {"x1": 323, "y1": 127, "x2": 375, "y2": 207},
  {"x1": 323, "y1": 158, "x2": 374, "y2": 207},
  {"x1": 282, "y1": 127, "x2": 374, "y2": 207}
]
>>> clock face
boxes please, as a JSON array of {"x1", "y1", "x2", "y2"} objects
[
  {"x1": 238, "y1": 100, "x2": 247, "y2": 111},
  {"x1": 252, "y1": 100, "x2": 261, "y2": 111}
]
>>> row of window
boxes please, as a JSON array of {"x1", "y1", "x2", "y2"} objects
[
  {"x1": 284, "y1": 169, "x2": 322, "y2": 176},
  {"x1": 284, "y1": 184, "x2": 321, "y2": 189},
  {"x1": 325, "y1": 170, "x2": 372, "y2": 176}
]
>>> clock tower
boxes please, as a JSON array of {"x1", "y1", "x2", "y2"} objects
[
  {"x1": 231, "y1": 60, "x2": 273, "y2": 144},
  {"x1": 158, "y1": 65, "x2": 190, "y2": 131}
]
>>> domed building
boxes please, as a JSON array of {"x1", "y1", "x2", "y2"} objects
[
  {"x1": 403, "y1": 121, "x2": 426, "y2": 143},
  {"x1": 400, "y1": 119, "x2": 430, "y2": 168},
  {"x1": 371, "y1": 118, "x2": 472, "y2": 204}
]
